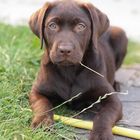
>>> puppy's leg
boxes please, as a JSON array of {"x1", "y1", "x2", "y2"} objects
[
  {"x1": 89, "y1": 85, "x2": 122, "y2": 140},
  {"x1": 113, "y1": 80, "x2": 120, "y2": 92},
  {"x1": 29, "y1": 88, "x2": 54, "y2": 129}
]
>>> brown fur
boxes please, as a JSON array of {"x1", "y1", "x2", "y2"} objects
[{"x1": 29, "y1": 0, "x2": 128, "y2": 139}]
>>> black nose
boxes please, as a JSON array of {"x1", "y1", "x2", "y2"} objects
[{"x1": 58, "y1": 45, "x2": 73, "y2": 55}]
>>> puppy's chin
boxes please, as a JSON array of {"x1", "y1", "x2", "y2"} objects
[
  {"x1": 50, "y1": 58, "x2": 80, "y2": 66},
  {"x1": 55, "y1": 61, "x2": 79, "y2": 66},
  {"x1": 56, "y1": 61, "x2": 75, "y2": 66}
]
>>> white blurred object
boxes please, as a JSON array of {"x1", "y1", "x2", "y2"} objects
[{"x1": 0, "y1": 0, "x2": 140, "y2": 41}]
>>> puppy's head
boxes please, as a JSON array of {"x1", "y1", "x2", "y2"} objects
[{"x1": 29, "y1": 0, "x2": 109, "y2": 66}]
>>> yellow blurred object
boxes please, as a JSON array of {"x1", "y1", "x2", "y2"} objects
[{"x1": 54, "y1": 114, "x2": 140, "y2": 139}]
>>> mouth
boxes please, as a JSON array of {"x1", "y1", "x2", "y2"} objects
[
  {"x1": 56, "y1": 60, "x2": 75, "y2": 66},
  {"x1": 50, "y1": 55, "x2": 82, "y2": 66}
]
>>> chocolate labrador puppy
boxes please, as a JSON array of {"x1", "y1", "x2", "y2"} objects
[{"x1": 29, "y1": 0, "x2": 128, "y2": 139}]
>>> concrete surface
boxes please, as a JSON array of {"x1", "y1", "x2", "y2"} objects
[{"x1": 115, "y1": 66, "x2": 140, "y2": 139}]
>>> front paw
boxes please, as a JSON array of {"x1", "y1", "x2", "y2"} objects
[
  {"x1": 89, "y1": 130, "x2": 114, "y2": 140},
  {"x1": 31, "y1": 115, "x2": 54, "y2": 130}
]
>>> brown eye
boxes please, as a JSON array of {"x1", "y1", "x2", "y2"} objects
[
  {"x1": 75, "y1": 23, "x2": 86, "y2": 32},
  {"x1": 48, "y1": 22, "x2": 58, "y2": 30}
]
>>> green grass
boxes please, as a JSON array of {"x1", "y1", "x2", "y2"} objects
[
  {"x1": 0, "y1": 23, "x2": 140, "y2": 140},
  {"x1": 124, "y1": 41, "x2": 140, "y2": 65},
  {"x1": 0, "y1": 23, "x2": 78, "y2": 140}
]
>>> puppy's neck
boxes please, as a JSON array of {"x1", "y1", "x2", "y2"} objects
[{"x1": 55, "y1": 64, "x2": 80, "y2": 83}]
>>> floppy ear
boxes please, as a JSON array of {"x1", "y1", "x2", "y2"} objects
[
  {"x1": 82, "y1": 3, "x2": 110, "y2": 49},
  {"x1": 29, "y1": 2, "x2": 51, "y2": 49}
]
